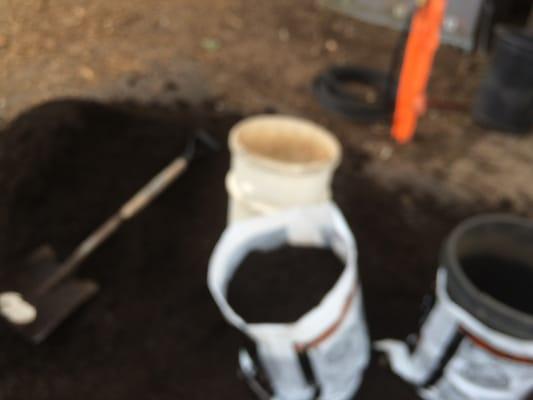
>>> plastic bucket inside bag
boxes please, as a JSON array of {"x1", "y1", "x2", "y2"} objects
[
  {"x1": 378, "y1": 215, "x2": 533, "y2": 400},
  {"x1": 226, "y1": 116, "x2": 341, "y2": 224},
  {"x1": 208, "y1": 203, "x2": 369, "y2": 400}
]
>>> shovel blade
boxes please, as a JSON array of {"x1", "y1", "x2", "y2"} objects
[
  {"x1": 0, "y1": 245, "x2": 59, "y2": 294},
  {"x1": 0, "y1": 245, "x2": 99, "y2": 343},
  {"x1": 14, "y1": 279, "x2": 99, "y2": 344}
]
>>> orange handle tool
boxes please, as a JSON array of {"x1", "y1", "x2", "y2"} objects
[{"x1": 392, "y1": 0, "x2": 447, "y2": 144}]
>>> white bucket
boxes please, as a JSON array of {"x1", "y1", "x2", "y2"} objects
[
  {"x1": 377, "y1": 215, "x2": 533, "y2": 400},
  {"x1": 226, "y1": 115, "x2": 341, "y2": 224},
  {"x1": 208, "y1": 203, "x2": 370, "y2": 400}
]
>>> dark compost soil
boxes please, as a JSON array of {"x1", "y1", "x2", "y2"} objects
[
  {"x1": 228, "y1": 247, "x2": 344, "y2": 323},
  {"x1": 462, "y1": 254, "x2": 533, "y2": 316},
  {"x1": 0, "y1": 99, "x2": 499, "y2": 399}
]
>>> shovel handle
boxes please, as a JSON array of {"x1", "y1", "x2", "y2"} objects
[
  {"x1": 120, "y1": 157, "x2": 188, "y2": 219},
  {"x1": 37, "y1": 155, "x2": 190, "y2": 294}
]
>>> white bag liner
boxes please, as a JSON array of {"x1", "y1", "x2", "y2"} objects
[
  {"x1": 208, "y1": 203, "x2": 369, "y2": 400},
  {"x1": 377, "y1": 269, "x2": 533, "y2": 400}
]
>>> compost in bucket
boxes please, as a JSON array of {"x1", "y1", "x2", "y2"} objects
[
  {"x1": 462, "y1": 254, "x2": 533, "y2": 315},
  {"x1": 227, "y1": 246, "x2": 344, "y2": 323}
]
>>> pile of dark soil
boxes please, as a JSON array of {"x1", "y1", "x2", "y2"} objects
[
  {"x1": 228, "y1": 246, "x2": 344, "y2": 323},
  {"x1": 0, "y1": 99, "x2": 497, "y2": 399}
]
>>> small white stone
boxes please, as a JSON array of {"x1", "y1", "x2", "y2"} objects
[
  {"x1": 79, "y1": 66, "x2": 96, "y2": 81},
  {"x1": 379, "y1": 145, "x2": 393, "y2": 160},
  {"x1": 325, "y1": 39, "x2": 338, "y2": 53}
]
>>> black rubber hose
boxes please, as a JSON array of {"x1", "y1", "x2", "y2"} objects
[
  {"x1": 312, "y1": 66, "x2": 394, "y2": 123},
  {"x1": 313, "y1": 10, "x2": 413, "y2": 123}
]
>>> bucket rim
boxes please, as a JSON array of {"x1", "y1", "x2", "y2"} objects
[
  {"x1": 443, "y1": 214, "x2": 533, "y2": 339},
  {"x1": 229, "y1": 114, "x2": 342, "y2": 175}
]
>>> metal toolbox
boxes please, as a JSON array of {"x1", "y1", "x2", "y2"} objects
[{"x1": 320, "y1": 0, "x2": 485, "y2": 51}]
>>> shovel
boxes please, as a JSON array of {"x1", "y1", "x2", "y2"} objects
[{"x1": 0, "y1": 130, "x2": 218, "y2": 343}]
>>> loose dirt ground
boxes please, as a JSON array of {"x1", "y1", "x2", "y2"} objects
[{"x1": 1, "y1": 0, "x2": 533, "y2": 214}]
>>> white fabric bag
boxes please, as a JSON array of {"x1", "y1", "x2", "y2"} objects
[
  {"x1": 208, "y1": 203, "x2": 369, "y2": 400},
  {"x1": 377, "y1": 269, "x2": 533, "y2": 400}
]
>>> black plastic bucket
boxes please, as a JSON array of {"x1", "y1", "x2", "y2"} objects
[
  {"x1": 473, "y1": 27, "x2": 533, "y2": 133},
  {"x1": 442, "y1": 215, "x2": 533, "y2": 340}
]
